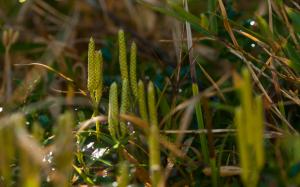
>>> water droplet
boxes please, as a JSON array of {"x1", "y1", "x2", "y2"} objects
[
  {"x1": 102, "y1": 169, "x2": 109, "y2": 177},
  {"x1": 130, "y1": 168, "x2": 136, "y2": 173},
  {"x1": 86, "y1": 142, "x2": 94, "y2": 149},
  {"x1": 81, "y1": 142, "x2": 95, "y2": 152},
  {"x1": 112, "y1": 181, "x2": 118, "y2": 187},
  {"x1": 46, "y1": 176, "x2": 51, "y2": 182},
  {"x1": 0, "y1": 107, "x2": 3, "y2": 112},
  {"x1": 91, "y1": 148, "x2": 107, "y2": 160},
  {"x1": 42, "y1": 151, "x2": 53, "y2": 164},
  {"x1": 250, "y1": 20, "x2": 256, "y2": 26},
  {"x1": 251, "y1": 43, "x2": 256, "y2": 48}
]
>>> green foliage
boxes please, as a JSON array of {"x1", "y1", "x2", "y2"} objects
[
  {"x1": 235, "y1": 68, "x2": 265, "y2": 187},
  {"x1": 130, "y1": 42, "x2": 138, "y2": 98},
  {"x1": 118, "y1": 30, "x2": 129, "y2": 81},
  {"x1": 138, "y1": 80, "x2": 148, "y2": 122},
  {"x1": 117, "y1": 161, "x2": 130, "y2": 187},
  {"x1": 120, "y1": 79, "x2": 129, "y2": 137},
  {"x1": 1, "y1": 1, "x2": 300, "y2": 186},
  {"x1": 108, "y1": 82, "x2": 119, "y2": 140},
  {"x1": 87, "y1": 37, "x2": 96, "y2": 92},
  {"x1": 147, "y1": 81, "x2": 158, "y2": 127},
  {"x1": 148, "y1": 122, "x2": 162, "y2": 187}
]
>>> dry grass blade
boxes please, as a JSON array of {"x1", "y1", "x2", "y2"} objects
[
  {"x1": 196, "y1": 62, "x2": 226, "y2": 101},
  {"x1": 15, "y1": 63, "x2": 74, "y2": 82},
  {"x1": 77, "y1": 116, "x2": 108, "y2": 133},
  {"x1": 10, "y1": 9, "x2": 79, "y2": 104},
  {"x1": 122, "y1": 148, "x2": 151, "y2": 185},
  {"x1": 203, "y1": 166, "x2": 241, "y2": 177},
  {"x1": 217, "y1": 0, "x2": 239, "y2": 48},
  {"x1": 121, "y1": 114, "x2": 188, "y2": 159},
  {"x1": 235, "y1": 29, "x2": 269, "y2": 49},
  {"x1": 120, "y1": 114, "x2": 149, "y2": 132},
  {"x1": 176, "y1": 105, "x2": 194, "y2": 145}
]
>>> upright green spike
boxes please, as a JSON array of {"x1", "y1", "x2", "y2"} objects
[
  {"x1": 117, "y1": 161, "x2": 130, "y2": 187},
  {"x1": 254, "y1": 96, "x2": 264, "y2": 169},
  {"x1": 120, "y1": 79, "x2": 129, "y2": 137},
  {"x1": 54, "y1": 111, "x2": 74, "y2": 187},
  {"x1": 130, "y1": 42, "x2": 138, "y2": 98},
  {"x1": 149, "y1": 121, "x2": 162, "y2": 187},
  {"x1": 235, "y1": 67, "x2": 265, "y2": 187},
  {"x1": 147, "y1": 81, "x2": 158, "y2": 127},
  {"x1": 87, "y1": 37, "x2": 96, "y2": 92},
  {"x1": 118, "y1": 30, "x2": 129, "y2": 81},
  {"x1": 94, "y1": 50, "x2": 104, "y2": 105},
  {"x1": 138, "y1": 80, "x2": 148, "y2": 122},
  {"x1": 108, "y1": 82, "x2": 119, "y2": 140}
]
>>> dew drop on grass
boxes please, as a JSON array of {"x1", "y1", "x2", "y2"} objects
[
  {"x1": 46, "y1": 176, "x2": 51, "y2": 182},
  {"x1": 250, "y1": 20, "x2": 256, "y2": 26},
  {"x1": 91, "y1": 148, "x2": 107, "y2": 160},
  {"x1": 251, "y1": 43, "x2": 256, "y2": 48},
  {"x1": 102, "y1": 169, "x2": 109, "y2": 177},
  {"x1": 43, "y1": 151, "x2": 53, "y2": 164},
  {"x1": 82, "y1": 142, "x2": 94, "y2": 152},
  {"x1": 112, "y1": 181, "x2": 118, "y2": 187}
]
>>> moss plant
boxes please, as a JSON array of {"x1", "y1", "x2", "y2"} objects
[
  {"x1": 120, "y1": 79, "x2": 129, "y2": 137},
  {"x1": 147, "y1": 81, "x2": 162, "y2": 186},
  {"x1": 147, "y1": 81, "x2": 158, "y2": 127},
  {"x1": 117, "y1": 161, "x2": 130, "y2": 187},
  {"x1": 118, "y1": 30, "x2": 129, "y2": 81},
  {"x1": 87, "y1": 37, "x2": 96, "y2": 92},
  {"x1": 130, "y1": 42, "x2": 138, "y2": 98},
  {"x1": 138, "y1": 80, "x2": 148, "y2": 122},
  {"x1": 108, "y1": 82, "x2": 119, "y2": 140},
  {"x1": 235, "y1": 68, "x2": 265, "y2": 187},
  {"x1": 87, "y1": 38, "x2": 103, "y2": 139}
]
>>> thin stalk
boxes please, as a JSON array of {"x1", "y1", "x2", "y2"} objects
[
  {"x1": 192, "y1": 84, "x2": 209, "y2": 163},
  {"x1": 184, "y1": 0, "x2": 209, "y2": 164},
  {"x1": 92, "y1": 106, "x2": 100, "y2": 140},
  {"x1": 209, "y1": 158, "x2": 218, "y2": 187}
]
